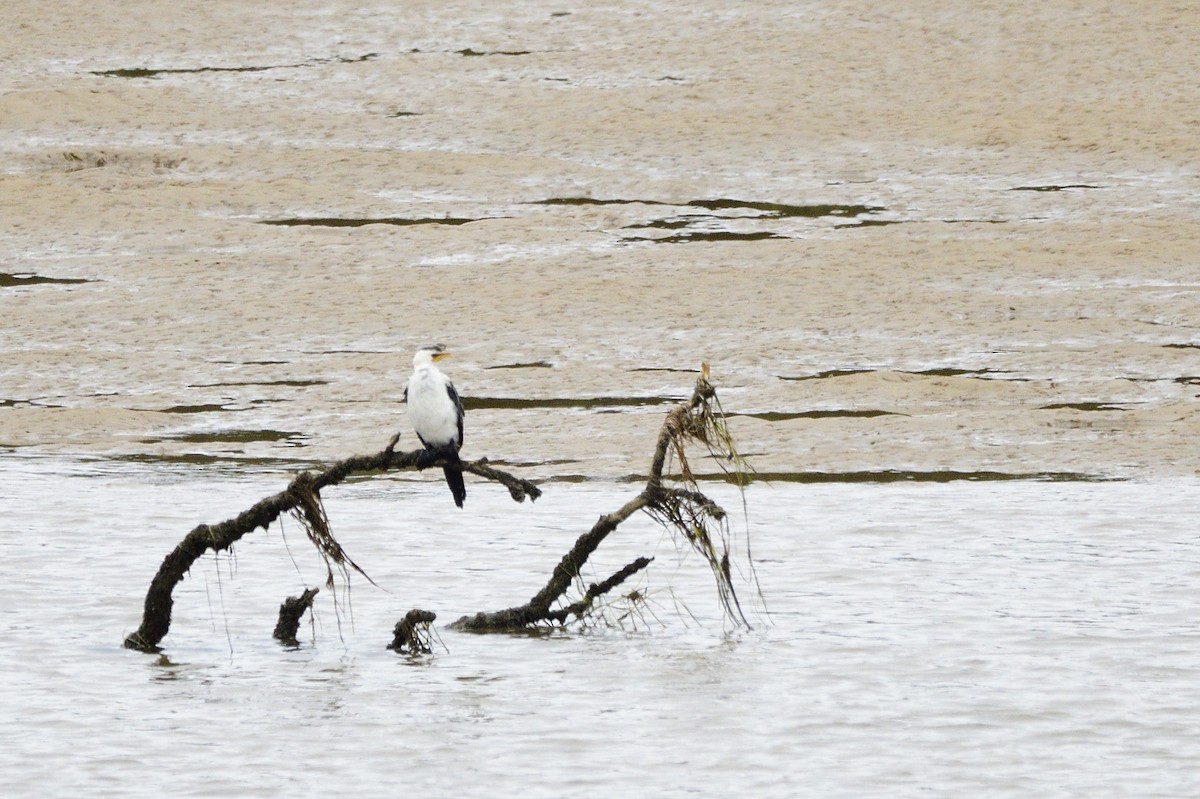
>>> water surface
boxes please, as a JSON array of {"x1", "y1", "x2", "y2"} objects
[{"x1": 3, "y1": 457, "x2": 1198, "y2": 796}]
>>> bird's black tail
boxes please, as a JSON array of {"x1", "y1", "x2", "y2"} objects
[{"x1": 443, "y1": 453, "x2": 466, "y2": 508}]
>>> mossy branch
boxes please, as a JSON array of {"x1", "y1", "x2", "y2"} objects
[
  {"x1": 273, "y1": 587, "x2": 319, "y2": 646},
  {"x1": 388, "y1": 609, "x2": 438, "y2": 654}
]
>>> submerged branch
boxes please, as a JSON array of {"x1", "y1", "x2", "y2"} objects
[
  {"x1": 452, "y1": 370, "x2": 754, "y2": 632},
  {"x1": 450, "y1": 493, "x2": 652, "y2": 631},
  {"x1": 388, "y1": 609, "x2": 438, "y2": 654},
  {"x1": 273, "y1": 587, "x2": 319, "y2": 646},
  {"x1": 543, "y1": 556, "x2": 654, "y2": 625},
  {"x1": 124, "y1": 369, "x2": 754, "y2": 652},
  {"x1": 123, "y1": 442, "x2": 539, "y2": 653}
]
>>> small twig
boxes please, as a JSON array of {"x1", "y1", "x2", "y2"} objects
[
  {"x1": 449, "y1": 493, "x2": 651, "y2": 631},
  {"x1": 544, "y1": 557, "x2": 654, "y2": 624},
  {"x1": 461, "y1": 458, "x2": 543, "y2": 503}
]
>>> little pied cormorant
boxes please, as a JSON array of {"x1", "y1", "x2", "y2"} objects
[{"x1": 404, "y1": 344, "x2": 466, "y2": 508}]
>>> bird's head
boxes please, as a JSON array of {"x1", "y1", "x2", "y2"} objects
[{"x1": 413, "y1": 344, "x2": 451, "y2": 368}]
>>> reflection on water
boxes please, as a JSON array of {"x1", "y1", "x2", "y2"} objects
[{"x1": 2, "y1": 456, "x2": 1199, "y2": 797}]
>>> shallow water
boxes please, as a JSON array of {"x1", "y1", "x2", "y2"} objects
[{"x1": 3, "y1": 457, "x2": 1199, "y2": 797}]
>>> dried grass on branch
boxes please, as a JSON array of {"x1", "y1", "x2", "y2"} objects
[{"x1": 453, "y1": 367, "x2": 758, "y2": 632}]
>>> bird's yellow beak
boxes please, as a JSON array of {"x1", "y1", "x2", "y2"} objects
[{"x1": 432, "y1": 351, "x2": 452, "y2": 362}]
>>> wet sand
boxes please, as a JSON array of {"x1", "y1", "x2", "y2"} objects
[{"x1": 2, "y1": 1, "x2": 1198, "y2": 480}]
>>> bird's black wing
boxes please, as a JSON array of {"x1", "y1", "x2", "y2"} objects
[{"x1": 446, "y1": 380, "x2": 465, "y2": 447}]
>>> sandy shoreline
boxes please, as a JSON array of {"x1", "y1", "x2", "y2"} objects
[{"x1": 2, "y1": 1, "x2": 1198, "y2": 481}]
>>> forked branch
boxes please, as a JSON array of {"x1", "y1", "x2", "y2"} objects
[{"x1": 452, "y1": 370, "x2": 754, "y2": 632}]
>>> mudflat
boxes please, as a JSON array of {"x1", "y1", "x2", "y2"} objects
[{"x1": 2, "y1": 1, "x2": 1197, "y2": 480}]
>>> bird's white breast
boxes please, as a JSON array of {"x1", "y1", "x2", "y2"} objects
[{"x1": 406, "y1": 367, "x2": 461, "y2": 447}]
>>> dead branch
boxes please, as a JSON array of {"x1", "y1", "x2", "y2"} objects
[
  {"x1": 449, "y1": 495, "x2": 652, "y2": 631},
  {"x1": 388, "y1": 609, "x2": 438, "y2": 654},
  {"x1": 124, "y1": 370, "x2": 755, "y2": 652},
  {"x1": 273, "y1": 587, "x2": 319, "y2": 646},
  {"x1": 543, "y1": 556, "x2": 654, "y2": 625},
  {"x1": 451, "y1": 371, "x2": 754, "y2": 632},
  {"x1": 123, "y1": 443, "x2": 539, "y2": 653}
]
